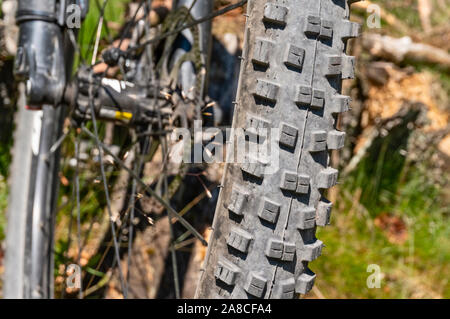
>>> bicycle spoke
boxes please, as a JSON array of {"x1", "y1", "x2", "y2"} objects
[
  {"x1": 84, "y1": 0, "x2": 110, "y2": 64},
  {"x1": 168, "y1": 222, "x2": 180, "y2": 298},
  {"x1": 94, "y1": 0, "x2": 113, "y2": 44},
  {"x1": 89, "y1": 112, "x2": 127, "y2": 297},
  {"x1": 128, "y1": 0, "x2": 248, "y2": 54},
  {"x1": 145, "y1": 0, "x2": 181, "y2": 298},
  {"x1": 85, "y1": 0, "x2": 133, "y2": 297},
  {"x1": 83, "y1": 182, "x2": 144, "y2": 296},
  {"x1": 85, "y1": 14, "x2": 129, "y2": 292},
  {"x1": 65, "y1": 27, "x2": 87, "y2": 67},
  {"x1": 125, "y1": 153, "x2": 138, "y2": 297},
  {"x1": 92, "y1": 13, "x2": 105, "y2": 65},
  {"x1": 124, "y1": 128, "x2": 150, "y2": 296},
  {"x1": 61, "y1": 166, "x2": 76, "y2": 299},
  {"x1": 99, "y1": 0, "x2": 146, "y2": 78},
  {"x1": 84, "y1": 0, "x2": 248, "y2": 70},
  {"x1": 74, "y1": 134, "x2": 83, "y2": 299},
  {"x1": 81, "y1": 125, "x2": 207, "y2": 246},
  {"x1": 82, "y1": 135, "x2": 150, "y2": 296},
  {"x1": 140, "y1": 0, "x2": 183, "y2": 297},
  {"x1": 52, "y1": 0, "x2": 214, "y2": 298},
  {"x1": 48, "y1": 130, "x2": 69, "y2": 156}
]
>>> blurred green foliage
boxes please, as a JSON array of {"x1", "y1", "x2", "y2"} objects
[
  {"x1": 312, "y1": 0, "x2": 450, "y2": 298},
  {"x1": 77, "y1": 0, "x2": 130, "y2": 64},
  {"x1": 314, "y1": 136, "x2": 449, "y2": 298}
]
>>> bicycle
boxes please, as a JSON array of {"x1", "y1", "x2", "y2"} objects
[{"x1": 3, "y1": 0, "x2": 360, "y2": 299}]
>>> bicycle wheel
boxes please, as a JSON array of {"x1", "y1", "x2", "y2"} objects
[
  {"x1": 196, "y1": 0, "x2": 361, "y2": 298},
  {"x1": 4, "y1": 0, "x2": 213, "y2": 299}
]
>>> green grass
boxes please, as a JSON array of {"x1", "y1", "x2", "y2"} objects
[
  {"x1": 371, "y1": 0, "x2": 422, "y2": 30},
  {"x1": 77, "y1": 0, "x2": 130, "y2": 64},
  {"x1": 354, "y1": 0, "x2": 450, "y2": 38},
  {"x1": 312, "y1": 138, "x2": 450, "y2": 298}
]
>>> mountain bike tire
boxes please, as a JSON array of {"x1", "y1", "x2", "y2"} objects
[{"x1": 196, "y1": 0, "x2": 361, "y2": 299}]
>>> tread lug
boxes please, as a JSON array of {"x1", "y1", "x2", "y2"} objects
[
  {"x1": 309, "y1": 130, "x2": 327, "y2": 152},
  {"x1": 241, "y1": 156, "x2": 265, "y2": 179},
  {"x1": 282, "y1": 242, "x2": 296, "y2": 261},
  {"x1": 296, "y1": 272, "x2": 316, "y2": 294},
  {"x1": 324, "y1": 55, "x2": 342, "y2": 76},
  {"x1": 244, "y1": 272, "x2": 267, "y2": 297},
  {"x1": 330, "y1": 94, "x2": 350, "y2": 113},
  {"x1": 252, "y1": 37, "x2": 275, "y2": 66},
  {"x1": 227, "y1": 187, "x2": 249, "y2": 216},
  {"x1": 319, "y1": 19, "x2": 333, "y2": 39},
  {"x1": 227, "y1": 227, "x2": 253, "y2": 253},
  {"x1": 284, "y1": 44, "x2": 305, "y2": 70},
  {"x1": 265, "y1": 238, "x2": 283, "y2": 259},
  {"x1": 341, "y1": 20, "x2": 361, "y2": 40},
  {"x1": 295, "y1": 85, "x2": 312, "y2": 106},
  {"x1": 263, "y1": 3, "x2": 288, "y2": 26},
  {"x1": 317, "y1": 167, "x2": 338, "y2": 189},
  {"x1": 304, "y1": 15, "x2": 321, "y2": 36},
  {"x1": 316, "y1": 200, "x2": 332, "y2": 226},
  {"x1": 258, "y1": 198, "x2": 280, "y2": 224},
  {"x1": 300, "y1": 240, "x2": 323, "y2": 261},
  {"x1": 254, "y1": 79, "x2": 280, "y2": 102},
  {"x1": 272, "y1": 277, "x2": 296, "y2": 299},
  {"x1": 311, "y1": 89, "x2": 325, "y2": 108},
  {"x1": 296, "y1": 174, "x2": 310, "y2": 194},
  {"x1": 215, "y1": 258, "x2": 240, "y2": 285},
  {"x1": 297, "y1": 206, "x2": 316, "y2": 230},
  {"x1": 246, "y1": 114, "x2": 271, "y2": 139},
  {"x1": 265, "y1": 238, "x2": 296, "y2": 261},
  {"x1": 327, "y1": 130, "x2": 346, "y2": 150},
  {"x1": 280, "y1": 170, "x2": 297, "y2": 192},
  {"x1": 279, "y1": 122, "x2": 298, "y2": 148},
  {"x1": 341, "y1": 55, "x2": 356, "y2": 79}
]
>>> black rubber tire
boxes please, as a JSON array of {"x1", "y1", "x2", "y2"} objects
[
  {"x1": 196, "y1": 0, "x2": 361, "y2": 298},
  {"x1": 3, "y1": 84, "x2": 64, "y2": 298}
]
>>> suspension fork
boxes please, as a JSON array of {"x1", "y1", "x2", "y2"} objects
[
  {"x1": 14, "y1": 0, "x2": 88, "y2": 107},
  {"x1": 13, "y1": 0, "x2": 88, "y2": 298}
]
